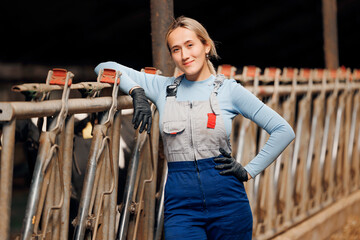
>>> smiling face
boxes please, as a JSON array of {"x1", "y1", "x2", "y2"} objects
[{"x1": 167, "y1": 27, "x2": 211, "y2": 81}]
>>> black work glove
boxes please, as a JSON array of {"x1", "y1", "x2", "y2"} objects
[
  {"x1": 214, "y1": 148, "x2": 249, "y2": 182},
  {"x1": 130, "y1": 87, "x2": 152, "y2": 134}
]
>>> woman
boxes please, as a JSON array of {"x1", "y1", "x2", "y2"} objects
[{"x1": 95, "y1": 16, "x2": 295, "y2": 240}]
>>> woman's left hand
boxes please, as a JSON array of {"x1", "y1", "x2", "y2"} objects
[
  {"x1": 214, "y1": 148, "x2": 249, "y2": 182},
  {"x1": 130, "y1": 87, "x2": 152, "y2": 133}
]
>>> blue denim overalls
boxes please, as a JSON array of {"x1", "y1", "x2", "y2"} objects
[{"x1": 161, "y1": 75, "x2": 253, "y2": 240}]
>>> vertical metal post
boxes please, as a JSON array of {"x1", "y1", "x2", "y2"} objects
[
  {"x1": 0, "y1": 119, "x2": 16, "y2": 240},
  {"x1": 73, "y1": 125, "x2": 105, "y2": 240},
  {"x1": 109, "y1": 112, "x2": 121, "y2": 240},
  {"x1": 21, "y1": 132, "x2": 55, "y2": 240},
  {"x1": 147, "y1": 110, "x2": 160, "y2": 240},
  {"x1": 150, "y1": 0, "x2": 175, "y2": 76},
  {"x1": 52, "y1": 131, "x2": 64, "y2": 240},
  {"x1": 322, "y1": 0, "x2": 339, "y2": 69},
  {"x1": 117, "y1": 132, "x2": 147, "y2": 240},
  {"x1": 60, "y1": 115, "x2": 74, "y2": 240},
  {"x1": 100, "y1": 147, "x2": 109, "y2": 239},
  {"x1": 154, "y1": 162, "x2": 167, "y2": 240}
]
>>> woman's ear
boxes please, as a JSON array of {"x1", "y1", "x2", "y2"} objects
[{"x1": 205, "y1": 44, "x2": 211, "y2": 56}]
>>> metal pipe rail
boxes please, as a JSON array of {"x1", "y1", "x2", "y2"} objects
[
  {"x1": 218, "y1": 65, "x2": 360, "y2": 239},
  {"x1": 0, "y1": 95, "x2": 133, "y2": 121}
]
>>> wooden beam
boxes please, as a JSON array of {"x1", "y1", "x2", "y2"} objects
[
  {"x1": 150, "y1": 0, "x2": 175, "y2": 76},
  {"x1": 322, "y1": 0, "x2": 339, "y2": 69}
]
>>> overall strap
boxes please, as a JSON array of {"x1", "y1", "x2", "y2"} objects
[
  {"x1": 210, "y1": 74, "x2": 226, "y2": 115},
  {"x1": 166, "y1": 74, "x2": 183, "y2": 98},
  {"x1": 212, "y1": 74, "x2": 225, "y2": 94}
]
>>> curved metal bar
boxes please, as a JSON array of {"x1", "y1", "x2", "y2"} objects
[
  {"x1": 73, "y1": 125, "x2": 106, "y2": 240},
  {"x1": 347, "y1": 94, "x2": 359, "y2": 166},
  {"x1": 92, "y1": 137, "x2": 115, "y2": 239},
  {"x1": 20, "y1": 132, "x2": 54, "y2": 240},
  {"x1": 40, "y1": 145, "x2": 65, "y2": 240},
  {"x1": 117, "y1": 131, "x2": 148, "y2": 240},
  {"x1": 132, "y1": 132, "x2": 156, "y2": 240}
]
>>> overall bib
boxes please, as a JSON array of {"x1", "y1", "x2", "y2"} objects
[{"x1": 161, "y1": 75, "x2": 253, "y2": 240}]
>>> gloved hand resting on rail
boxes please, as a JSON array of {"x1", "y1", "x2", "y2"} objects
[
  {"x1": 130, "y1": 87, "x2": 152, "y2": 134},
  {"x1": 214, "y1": 148, "x2": 249, "y2": 182}
]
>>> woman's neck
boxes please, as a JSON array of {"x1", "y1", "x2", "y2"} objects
[{"x1": 186, "y1": 67, "x2": 212, "y2": 82}]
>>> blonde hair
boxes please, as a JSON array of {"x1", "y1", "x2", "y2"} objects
[{"x1": 165, "y1": 16, "x2": 219, "y2": 75}]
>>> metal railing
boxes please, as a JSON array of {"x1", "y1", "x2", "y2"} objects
[
  {"x1": 0, "y1": 65, "x2": 359, "y2": 240},
  {"x1": 0, "y1": 68, "x2": 133, "y2": 240},
  {"x1": 218, "y1": 65, "x2": 360, "y2": 239}
]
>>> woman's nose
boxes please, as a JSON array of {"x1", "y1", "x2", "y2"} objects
[{"x1": 182, "y1": 49, "x2": 190, "y2": 60}]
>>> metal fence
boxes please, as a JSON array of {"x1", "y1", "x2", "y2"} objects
[
  {"x1": 0, "y1": 65, "x2": 359, "y2": 240},
  {"x1": 218, "y1": 65, "x2": 360, "y2": 239}
]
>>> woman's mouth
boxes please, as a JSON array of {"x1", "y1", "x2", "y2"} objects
[{"x1": 183, "y1": 60, "x2": 194, "y2": 66}]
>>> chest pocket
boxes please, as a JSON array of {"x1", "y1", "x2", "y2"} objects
[
  {"x1": 163, "y1": 121, "x2": 186, "y2": 135},
  {"x1": 162, "y1": 99, "x2": 189, "y2": 153},
  {"x1": 162, "y1": 120, "x2": 188, "y2": 153}
]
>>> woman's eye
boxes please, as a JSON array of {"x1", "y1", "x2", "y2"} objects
[{"x1": 172, "y1": 48, "x2": 179, "y2": 53}]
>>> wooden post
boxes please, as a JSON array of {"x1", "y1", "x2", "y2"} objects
[
  {"x1": 150, "y1": 0, "x2": 175, "y2": 76},
  {"x1": 322, "y1": 0, "x2": 339, "y2": 69}
]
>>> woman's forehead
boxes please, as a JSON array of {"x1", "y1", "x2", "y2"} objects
[{"x1": 168, "y1": 27, "x2": 199, "y2": 47}]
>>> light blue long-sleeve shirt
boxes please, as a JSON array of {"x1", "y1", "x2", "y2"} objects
[{"x1": 95, "y1": 61, "x2": 295, "y2": 178}]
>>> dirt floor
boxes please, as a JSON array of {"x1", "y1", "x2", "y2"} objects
[{"x1": 329, "y1": 215, "x2": 360, "y2": 240}]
